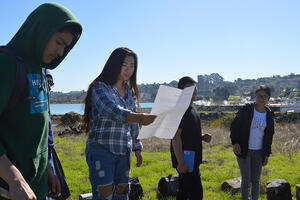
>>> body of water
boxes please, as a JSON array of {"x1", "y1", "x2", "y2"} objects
[{"x1": 50, "y1": 103, "x2": 153, "y2": 115}]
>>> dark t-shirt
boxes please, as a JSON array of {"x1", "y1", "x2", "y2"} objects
[{"x1": 171, "y1": 106, "x2": 203, "y2": 169}]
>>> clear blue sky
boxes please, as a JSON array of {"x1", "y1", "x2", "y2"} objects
[{"x1": 1, "y1": 0, "x2": 300, "y2": 92}]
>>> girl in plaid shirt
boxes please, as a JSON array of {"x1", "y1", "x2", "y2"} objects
[{"x1": 83, "y1": 47, "x2": 156, "y2": 200}]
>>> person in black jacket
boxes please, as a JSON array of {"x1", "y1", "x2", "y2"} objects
[
  {"x1": 171, "y1": 76, "x2": 212, "y2": 200},
  {"x1": 230, "y1": 85, "x2": 275, "y2": 200}
]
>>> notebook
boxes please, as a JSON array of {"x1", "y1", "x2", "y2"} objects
[{"x1": 183, "y1": 150, "x2": 195, "y2": 172}]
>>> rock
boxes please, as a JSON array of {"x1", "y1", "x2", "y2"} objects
[
  {"x1": 296, "y1": 184, "x2": 300, "y2": 200},
  {"x1": 201, "y1": 158, "x2": 212, "y2": 164},
  {"x1": 79, "y1": 193, "x2": 92, "y2": 200},
  {"x1": 58, "y1": 129, "x2": 72, "y2": 136},
  {"x1": 266, "y1": 179, "x2": 292, "y2": 200},
  {"x1": 71, "y1": 127, "x2": 82, "y2": 134},
  {"x1": 58, "y1": 127, "x2": 82, "y2": 136},
  {"x1": 221, "y1": 177, "x2": 241, "y2": 193}
]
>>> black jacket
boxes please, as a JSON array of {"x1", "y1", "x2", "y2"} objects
[{"x1": 230, "y1": 103, "x2": 275, "y2": 161}]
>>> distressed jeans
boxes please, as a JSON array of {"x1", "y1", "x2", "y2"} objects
[
  {"x1": 86, "y1": 145, "x2": 131, "y2": 200},
  {"x1": 237, "y1": 150, "x2": 263, "y2": 200}
]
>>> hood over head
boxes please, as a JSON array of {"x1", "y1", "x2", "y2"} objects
[{"x1": 7, "y1": 2, "x2": 82, "y2": 69}]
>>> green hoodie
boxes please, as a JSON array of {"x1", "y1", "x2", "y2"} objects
[{"x1": 0, "y1": 3, "x2": 82, "y2": 199}]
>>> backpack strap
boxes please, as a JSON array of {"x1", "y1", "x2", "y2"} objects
[{"x1": 0, "y1": 46, "x2": 27, "y2": 111}]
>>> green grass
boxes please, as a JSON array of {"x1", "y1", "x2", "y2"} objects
[
  {"x1": 54, "y1": 135, "x2": 91, "y2": 197},
  {"x1": 55, "y1": 135, "x2": 300, "y2": 200},
  {"x1": 228, "y1": 96, "x2": 240, "y2": 100}
]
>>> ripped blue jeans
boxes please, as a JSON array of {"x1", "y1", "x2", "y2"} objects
[{"x1": 86, "y1": 145, "x2": 131, "y2": 200}]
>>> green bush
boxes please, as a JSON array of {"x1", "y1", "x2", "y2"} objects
[
  {"x1": 274, "y1": 112, "x2": 300, "y2": 122},
  {"x1": 60, "y1": 112, "x2": 82, "y2": 129},
  {"x1": 209, "y1": 113, "x2": 235, "y2": 129},
  {"x1": 228, "y1": 96, "x2": 240, "y2": 100}
]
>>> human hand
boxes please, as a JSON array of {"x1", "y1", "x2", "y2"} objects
[
  {"x1": 9, "y1": 179, "x2": 37, "y2": 200},
  {"x1": 177, "y1": 162, "x2": 190, "y2": 174},
  {"x1": 47, "y1": 167, "x2": 61, "y2": 198},
  {"x1": 233, "y1": 144, "x2": 241, "y2": 155},
  {"x1": 139, "y1": 113, "x2": 157, "y2": 126},
  {"x1": 202, "y1": 133, "x2": 212, "y2": 143},
  {"x1": 135, "y1": 150, "x2": 143, "y2": 167}
]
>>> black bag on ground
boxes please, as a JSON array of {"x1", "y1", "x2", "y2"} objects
[
  {"x1": 129, "y1": 176, "x2": 143, "y2": 200},
  {"x1": 158, "y1": 174, "x2": 179, "y2": 196},
  {"x1": 52, "y1": 148, "x2": 71, "y2": 200}
]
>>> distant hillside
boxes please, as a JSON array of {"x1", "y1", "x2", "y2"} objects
[
  {"x1": 50, "y1": 90, "x2": 86, "y2": 104},
  {"x1": 139, "y1": 73, "x2": 300, "y2": 102},
  {"x1": 195, "y1": 73, "x2": 300, "y2": 99},
  {"x1": 50, "y1": 73, "x2": 300, "y2": 103}
]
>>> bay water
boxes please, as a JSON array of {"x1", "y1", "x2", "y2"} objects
[{"x1": 50, "y1": 103, "x2": 153, "y2": 115}]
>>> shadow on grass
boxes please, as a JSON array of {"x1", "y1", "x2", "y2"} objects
[{"x1": 156, "y1": 191, "x2": 175, "y2": 200}]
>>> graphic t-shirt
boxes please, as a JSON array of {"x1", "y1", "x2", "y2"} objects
[
  {"x1": 248, "y1": 108, "x2": 267, "y2": 150},
  {"x1": 27, "y1": 73, "x2": 48, "y2": 114}
]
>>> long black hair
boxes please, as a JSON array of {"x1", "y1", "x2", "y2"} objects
[{"x1": 83, "y1": 47, "x2": 139, "y2": 134}]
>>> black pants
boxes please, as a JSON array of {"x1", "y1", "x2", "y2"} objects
[{"x1": 176, "y1": 169, "x2": 203, "y2": 200}]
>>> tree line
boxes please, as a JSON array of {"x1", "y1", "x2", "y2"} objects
[{"x1": 50, "y1": 73, "x2": 300, "y2": 103}]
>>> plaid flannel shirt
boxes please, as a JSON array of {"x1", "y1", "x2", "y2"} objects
[{"x1": 85, "y1": 81, "x2": 142, "y2": 155}]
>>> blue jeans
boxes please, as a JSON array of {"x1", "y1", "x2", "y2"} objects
[
  {"x1": 237, "y1": 150, "x2": 263, "y2": 200},
  {"x1": 86, "y1": 145, "x2": 131, "y2": 200}
]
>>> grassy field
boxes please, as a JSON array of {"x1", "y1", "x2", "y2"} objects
[{"x1": 53, "y1": 122, "x2": 300, "y2": 200}]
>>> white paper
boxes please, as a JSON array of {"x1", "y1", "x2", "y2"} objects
[{"x1": 138, "y1": 85, "x2": 195, "y2": 139}]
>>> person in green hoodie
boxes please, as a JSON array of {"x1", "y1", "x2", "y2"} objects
[{"x1": 0, "y1": 3, "x2": 82, "y2": 200}]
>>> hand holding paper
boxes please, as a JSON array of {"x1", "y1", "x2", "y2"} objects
[{"x1": 138, "y1": 85, "x2": 195, "y2": 139}]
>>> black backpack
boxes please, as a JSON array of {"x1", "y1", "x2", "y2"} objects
[
  {"x1": 0, "y1": 46, "x2": 27, "y2": 113},
  {"x1": 129, "y1": 176, "x2": 144, "y2": 200},
  {"x1": 158, "y1": 174, "x2": 179, "y2": 197}
]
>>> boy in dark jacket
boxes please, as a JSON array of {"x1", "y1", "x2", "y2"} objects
[{"x1": 171, "y1": 76, "x2": 212, "y2": 200}]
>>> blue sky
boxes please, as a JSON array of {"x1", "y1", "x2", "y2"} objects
[{"x1": 1, "y1": 0, "x2": 300, "y2": 92}]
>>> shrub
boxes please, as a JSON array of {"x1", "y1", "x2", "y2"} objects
[
  {"x1": 209, "y1": 113, "x2": 235, "y2": 129},
  {"x1": 60, "y1": 112, "x2": 82, "y2": 130},
  {"x1": 274, "y1": 112, "x2": 300, "y2": 122},
  {"x1": 228, "y1": 96, "x2": 240, "y2": 100}
]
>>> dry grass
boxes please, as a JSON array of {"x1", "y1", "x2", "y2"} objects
[
  {"x1": 272, "y1": 122, "x2": 300, "y2": 156},
  {"x1": 202, "y1": 126, "x2": 231, "y2": 146},
  {"x1": 140, "y1": 122, "x2": 233, "y2": 152},
  {"x1": 142, "y1": 121, "x2": 300, "y2": 155},
  {"x1": 202, "y1": 121, "x2": 300, "y2": 156},
  {"x1": 51, "y1": 114, "x2": 300, "y2": 155},
  {"x1": 141, "y1": 137, "x2": 171, "y2": 152},
  {"x1": 52, "y1": 124, "x2": 66, "y2": 133}
]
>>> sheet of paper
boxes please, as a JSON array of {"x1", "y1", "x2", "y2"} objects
[{"x1": 138, "y1": 85, "x2": 195, "y2": 139}]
